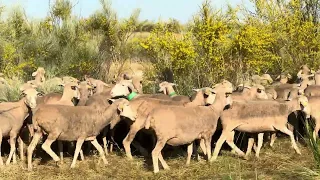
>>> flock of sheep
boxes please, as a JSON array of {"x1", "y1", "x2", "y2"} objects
[{"x1": 0, "y1": 65, "x2": 319, "y2": 174}]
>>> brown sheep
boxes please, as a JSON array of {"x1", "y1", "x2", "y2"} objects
[
  {"x1": 120, "y1": 87, "x2": 216, "y2": 160},
  {"x1": 27, "y1": 98, "x2": 136, "y2": 170},
  {"x1": 144, "y1": 90, "x2": 232, "y2": 173},
  {"x1": 158, "y1": 81, "x2": 191, "y2": 103},
  {"x1": 211, "y1": 96, "x2": 309, "y2": 161},
  {"x1": 0, "y1": 88, "x2": 41, "y2": 165}
]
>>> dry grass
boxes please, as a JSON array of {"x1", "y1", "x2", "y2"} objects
[{"x1": 0, "y1": 137, "x2": 319, "y2": 180}]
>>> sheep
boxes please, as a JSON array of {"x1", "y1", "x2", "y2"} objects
[
  {"x1": 303, "y1": 85, "x2": 320, "y2": 97},
  {"x1": 211, "y1": 96, "x2": 309, "y2": 161},
  {"x1": 274, "y1": 73, "x2": 292, "y2": 85},
  {"x1": 23, "y1": 82, "x2": 82, "y2": 164},
  {"x1": 231, "y1": 84, "x2": 268, "y2": 101},
  {"x1": 62, "y1": 76, "x2": 79, "y2": 84},
  {"x1": 158, "y1": 81, "x2": 191, "y2": 103},
  {"x1": 110, "y1": 79, "x2": 172, "y2": 101},
  {"x1": 302, "y1": 96, "x2": 320, "y2": 140},
  {"x1": 118, "y1": 80, "x2": 233, "y2": 161},
  {"x1": 0, "y1": 88, "x2": 41, "y2": 165},
  {"x1": 76, "y1": 81, "x2": 94, "y2": 106},
  {"x1": 27, "y1": 67, "x2": 46, "y2": 86},
  {"x1": 144, "y1": 90, "x2": 232, "y2": 173},
  {"x1": 42, "y1": 82, "x2": 82, "y2": 163},
  {"x1": 119, "y1": 87, "x2": 217, "y2": 160},
  {"x1": 84, "y1": 75, "x2": 112, "y2": 95},
  {"x1": 27, "y1": 98, "x2": 136, "y2": 170}
]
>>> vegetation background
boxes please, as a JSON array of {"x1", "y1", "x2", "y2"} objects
[{"x1": 1, "y1": 0, "x2": 320, "y2": 179}]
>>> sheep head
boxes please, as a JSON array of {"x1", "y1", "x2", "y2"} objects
[
  {"x1": 60, "y1": 82, "x2": 81, "y2": 100},
  {"x1": 109, "y1": 98, "x2": 137, "y2": 121},
  {"x1": 32, "y1": 67, "x2": 46, "y2": 82},
  {"x1": 20, "y1": 88, "x2": 42, "y2": 109},
  {"x1": 110, "y1": 80, "x2": 137, "y2": 98}
]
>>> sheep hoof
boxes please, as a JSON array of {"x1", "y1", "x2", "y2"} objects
[
  {"x1": 153, "y1": 169, "x2": 160, "y2": 174},
  {"x1": 27, "y1": 166, "x2": 33, "y2": 171},
  {"x1": 230, "y1": 149, "x2": 236, "y2": 155},
  {"x1": 55, "y1": 161, "x2": 62, "y2": 168},
  {"x1": 209, "y1": 157, "x2": 217, "y2": 162},
  {"x1": 126, "y1": 155, "x2": 133, "y2": 160}
]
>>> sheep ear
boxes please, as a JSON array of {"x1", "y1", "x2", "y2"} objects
[
  {"x1": 20, "y1": 92, "x2": 26, "y2": 97},
  {"x1": 118, "y1": 103, "x2": 124, "y2": 111},
  {"x1": 192, "y1": 88, "x2": 200, "y2": 92},
  {"x1": 275, "y1": 75, "x2": 280, "y2": 80},
  {"x1": 32, "y1": 71, "x2": 37, "y2": 77},
  {"x1": 169, "y1": 83, "x2": 177, "y2": 86},
  {"x1": 37, "y1": 92, "x2": 44, "y2": 97},
  {"x1": 87, "y1": 85, "x2": 93, "y2": 89},
  {"x1": 108, "y1": 98, "x2": 115, "y2": 103}
]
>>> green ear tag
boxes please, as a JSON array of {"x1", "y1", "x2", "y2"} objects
[{"x1": 127, "y1": 92, "x2": 138, "y2": 101}]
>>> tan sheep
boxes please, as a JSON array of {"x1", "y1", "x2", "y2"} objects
[
  {"x1": 158, "y1": 81, "x2": 190, "y2": 103},
  {"x1": 0, "y1": 88, "x2": 41, "y2": 165},
  {"x1": 144, "y1": 90, "x2": 232, "y2": 173},
  {"x1": 27, "y1": 98, "x2": 136, "y2": 170},
  {"x1": 211, "y1": 96, "x2": 309, "y2": 161}
]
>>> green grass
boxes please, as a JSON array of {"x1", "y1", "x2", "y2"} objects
[{"x1": 0, "y1": 137, "x2": 318, "y2": 180}]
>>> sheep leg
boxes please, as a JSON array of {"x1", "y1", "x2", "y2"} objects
[
  {"x1": 255, "y1": 133, "x2": 264, "y2": 158},
  {"x1": 27, "y1": 131, "x2": 42, "y2": 171},
  {"x1": 90, "y1": 138, "x2": 108, "y2": 165},
  {"x1": 58, "y1": 141, "x2": 64, "y2": 163},
  {"x1": 277, "y1": 127, "x2": 301, "y2": 154},
  {"x1": 204, "y1": 137, "x2": 212, "y2": 161},
  {"x1": 152, "y1": 139, "x2": 167, "y2": 173},
  {"x1": 0, "y1": 132, "x2": 3, "y2": 165},
  {"x1": 225, "y1": 131, "x2": 245, "y2": 157},
  {"x1": 6, "y1": 135, "x2": 17, "y2": 165},
  {"x1": 18, "y1": 136, "x2": 24, "y2": 161},
  {"x1": 109, "y1": 128, "x2": 115, "y2": 153},
  {"x1": 199, "y1": 139, "x2": 207, "y2": 155},
  {"x1": 313, "y1": 125, "x2": 320, "y2": 141},
  {"x1": 158, "y1": 152, "x2": 169, "y2": 170},
  {"x1": 41, "y1": 134, "x2": 60, "y2": 163},
  {"x1": 102, "y1": 128, "x2": 109, "y2": 155},
  {"x1": 70, "y1": 139, "x2": 84, "y2": 168},
  {"x1": 270, "y1": 132, "x2": 277, "y2": 147},
  {"x1": 193, "y1": 141, "x2": 201, "y2": 161},
  {"x1": 245, "y1": 137, "x2": 254, "y2": 159},
  {"x1": 27, "y1": 124, "x2": 34, "y2": 138},
  {"x1": 123, "y1": 126, "x2": 145, "y2": 159},
  {"x1": 12, "y1": 150, "x2": 17, "y2": 164},
  {"x1": 79, "y1": 149, "x2": 84, "y2": 161},
  {"x1": 186, "y1": 143, "x2": 193, "y2": 165},
  {"x1": 211, "y1": 131, "x2": 228, "y2": 161}
]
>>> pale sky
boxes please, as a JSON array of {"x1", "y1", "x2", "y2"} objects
[{"x1": 0, "y1": 0, "x2": 254, "y2": 23}]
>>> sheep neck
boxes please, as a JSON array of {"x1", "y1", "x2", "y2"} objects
[
  {"x1": 186, "y1": 91, "x2": 205, "y2": 106},
  {"x1": 208, "y1": 94, "x2": 226, "y2": 112},
  {"x1": 284, "y1": 99, "x2": 300, "y2": 114},
  {"x1": 96, "y1": 102, "x2": 120, "y2": 127},
  {"x1": 166, "y1": 86, "x2": 177, "y2": 97},
  {"x1": 19, "y1": 98, "x2": 29, "y2": 114},
  {"x1": 60, "y1": 92, "x2": 75, "y2": 103},
  {"x1": 127, "y1": 92, "x2": 138, "y2": 101}
]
